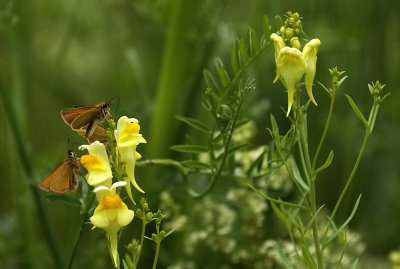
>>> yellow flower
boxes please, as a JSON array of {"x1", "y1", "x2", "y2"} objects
[
  {"x1": 115, "y1": 116, "x2": 147, "y2": 203},
  {"x1": 271, "y1": 33, "x2": 321, "y2": 116},
  {"x1": 79, "y1": 141, "x2": 112, "y2": 189},
  {"x1": 90, "y1": 182, "x2": 134, "y2": 268}
]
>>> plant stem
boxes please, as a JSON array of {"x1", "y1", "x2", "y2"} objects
[
  {"x1": 294, "y1": 90, "x2": 323, "y2": 268},
  {"x1": 67, "y1": 192, "x2": 95, "y2": 269},
  {"x1": 323, "y1": 131, "x2": 369, "y2": 242},
  {"x1": 312, "y1": 94, "x2": 335, "y2": 170},
  {"x1": 152, "y1": 241, "x2": 161, "y2": 269},
  {"x1": 133, "y1": 213, "x2": 147, "y2": 268}
]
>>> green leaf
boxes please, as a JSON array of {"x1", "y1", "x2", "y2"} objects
[
  {"x1": 302, "y1": 244, "x2": 317, "y2": 269},
  {"x1": 314, "y1": 150, "x2": 334, "y2": 175},
  {"x1": 248, "y1": 27, "x2": 259, "y2": 56},
  {"x1": 170, "y1": 145, "x2": 208, "y2": 154},
  {"x1": 175, "y1": 115, "x2": 210, "y2": 133},
  {"x1": 215, "y1": 58, "x2": 231, "y2": 87},
  {"x1": 345, "y1": 94, "x2": 368, "y2": 128},
  {"x1": 203, "y1": 69, "x2": 220, "y2": 93},
  {"x1": 44, "y1": 194, "x2": 82, "y2": 207},
  {"x1": 263, "y1": 15, "x2": 270, "y2": 39},
  {"x1": 248, "y1": 184, "x2": 308, "y2": 210},
  {"x1": 317, "y1": 81, "x2": 331, "y2": 95},
  {"x1": 305, "y1": 204, "x2": 325, "y2": 231},
  {"x1": 165, "y1": 228, "x2": 176, "y2": 238},
  {"x1": 246, "y1": 148, "x2": 266, "y2": 176},
  {"x1": 238, "y1": 37, "x2": 249, "y2": 66},
  {"x1": 275, "y1": 244, "x2": 295, "y2": 269},
  {"x1": 181, "y1": 160, "x2": 211, "y2": 170},
  {"x1": 270, "y1": 201, "x2": 287, "y2": 225},
  {"x1": 288, "y1": 158, "x2": 309, "y2": 192},
  {"x1": 231, "y1": 40, "x2": 239, "y2": 75},
  {"x1": 324, "y1": 194, "x2": 362, "y2": 248}
]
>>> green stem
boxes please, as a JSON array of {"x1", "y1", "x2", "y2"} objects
[
  {"x1": 312, "y1": 94, "x2": 335, "y2": 170},
  {"x1": 294, "y1": 90, "x2": 323, "y2": 269},
  {"x1": 323, "y1": 131, "x2": 369, "y2": 243},
  {"x1": 133, "y1": 213, "x2": 147, "y2": 268},
  {"x1": 152, "y1": 241, "x2": 161, "y2": 269},
  {"x1": 67, "y1": 192, "x2": 95, "y2": 269}
]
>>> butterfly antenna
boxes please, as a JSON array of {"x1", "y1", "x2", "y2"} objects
[{"x1": 109, "y1": 95, "x2": 120, "y2": 117}]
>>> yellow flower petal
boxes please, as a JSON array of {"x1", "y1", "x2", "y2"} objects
[
  {"x1": 117, "y1": 208, "x2": 134, "y2": 226},
  {"x1": 276, "y1": 47, "x2": 307, "y2": 116},
  {"x1": 303, "y1": 39, "x2": 321, "y2": 106},
  {"x1": 90, "y1": 211, "x2": 110, "y2": 228},
  {"x1": 79, "y1": 141, "x2": 112, "y2": 186}
]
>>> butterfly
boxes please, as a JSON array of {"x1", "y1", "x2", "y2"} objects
[
  {"x1": 77, "y1": 126, "x2": 108, "y2": 144},
  {"x1": 38, "y1": 150, "x2": 80, "y2": 193},
  {"x1": 61, "y1": 101, "x2": 114, "y2": 137}
]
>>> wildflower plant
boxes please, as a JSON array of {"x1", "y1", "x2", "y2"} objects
[
  {"x1": 145, "y1": 11, "x2": 389, "y2": 269},
  {"x1": 37, "y1": 109, "x2": 173, "y2": 269}
]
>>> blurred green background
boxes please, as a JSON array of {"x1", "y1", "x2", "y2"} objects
[{"x1": 1, "y1": 0, "x2": 399, "y2": 268}]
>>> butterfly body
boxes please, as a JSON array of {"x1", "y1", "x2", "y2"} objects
[{"x1": 38, "y1": 150, "x2": 80, "y2": 193}]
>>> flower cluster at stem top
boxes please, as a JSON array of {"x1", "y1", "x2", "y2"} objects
[
  {"x1": 271, "y1": 12, "x2": 321, "y2": 116},
  {"x1": 79, "y1": 116, "x2": 146, "y2": 267}
]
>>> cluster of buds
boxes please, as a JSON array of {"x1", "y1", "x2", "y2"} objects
[
  {"x1": 79, "y1": 116, "x2": 146, "y2": 267},
  {"x1": 271, "y1": 12, "x2": 321, "y2": 116}
]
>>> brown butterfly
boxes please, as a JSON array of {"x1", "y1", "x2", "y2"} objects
[
  {"x1": 77, "y1": 126, "x2": 108, "y2": 144},
  {"x1": 38, "y1": 150, "x2": 80, "y2": 193},
  {"x1": 61, "y1": 101, "x2": 114, "y2": 137}
]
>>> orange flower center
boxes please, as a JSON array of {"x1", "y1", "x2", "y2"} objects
[
  {"x1": 101, "y1": 194, "x2": 123, "y2": 209},
  {"x1": 80, "y1": 154, "x2": 102, "y2": 169}
]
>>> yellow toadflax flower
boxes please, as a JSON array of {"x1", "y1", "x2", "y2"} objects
[
  {"x1": 271, "y1": 33, "x2": 321, "y2": 116},
  {"x1": 90, "y1": 181, "x2": 134, "y2": 268},
  {"x1": 115, "y1": 116, "x2": 147, "y2": 203},
  {"x1": 79, "y1": 141, "x2": 113, "y2": 189}
]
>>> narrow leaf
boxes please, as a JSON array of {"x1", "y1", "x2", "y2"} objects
[
  {"x1": 238, "y1": 37, "x2": 249, "y2": 66},
  {"x1": 214, "y1": 58, "x2": 231, "y2": 87},
  {"x1": 315, "y1": 150, "x2": 334, "y2": 175},
  {"x1": 170, "y1": 145, "x2": 208, "y2": 154},
  {"x1": 248, "y1": 184, "x2": 308, "y2": 210},
  {"x1": 248, "y1": 27, "x2": 259, "y2": 56},
  {"x1": 275, "y1": 244, "x2": 295, "y2": 269},
  {"x1": 317, "y1": 81, "x2": 331, "y2": 95},
  {"x1": 270, "y1": 201, "x2": 287, "y2": 224},
  {"x1": 263, "y1": 15, "x2": 270, "y2": 39},
  {"x1": 305, "y1": 204, "x2": 325, "y2": 231},
  {"x1": 288, "y1": 158, "x2": 310, "y2": 192},
  {"x1": 302, "y1": 244, "x2": 317, "y2": 269},
  {"x1": 181, "y1": 160, "x2": 211, "y2": 170},
  {"x1": 175, "y1": 115, "x2": 210, "y2": 133},
  {"x1": 203, "y1": 69, "x2": 220, "y2": 93},
  {"x1": 324, "y1": 194, "x2": 362, "y2": 248},
  {"x1": 231, "y1": 41, "x2": 240, "y2": 75},
  {"x1": 345, "y1": 94, "x2": 368, "y2": 127}
]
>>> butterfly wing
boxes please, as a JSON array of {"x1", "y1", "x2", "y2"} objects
[
  {"x1": 38, "y1": 155, "x2": 79, "y2": 193},
  {"x1": 69, "y1": 108, "x2": 100, "y2": 130},
  {"x1": 61, "y1": 106, "x2": 97, "y2": 127},
  {"x1": 78, "y1": 126, "x2": 107, "y2": 143}
]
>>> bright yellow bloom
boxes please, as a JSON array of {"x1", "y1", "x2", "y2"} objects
[
  {"x1": 271, "y1": 33, "x2": 321, "y2": 116},
  {"x1": 79, "y1": 141, "x2": 112, "y2": 188},
  {"x1": 115, "y1": 116, "x2": 147, "y2": 203},
  {"x1": 90, "y1": 182, "x2": 134, "y2": 267}
]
